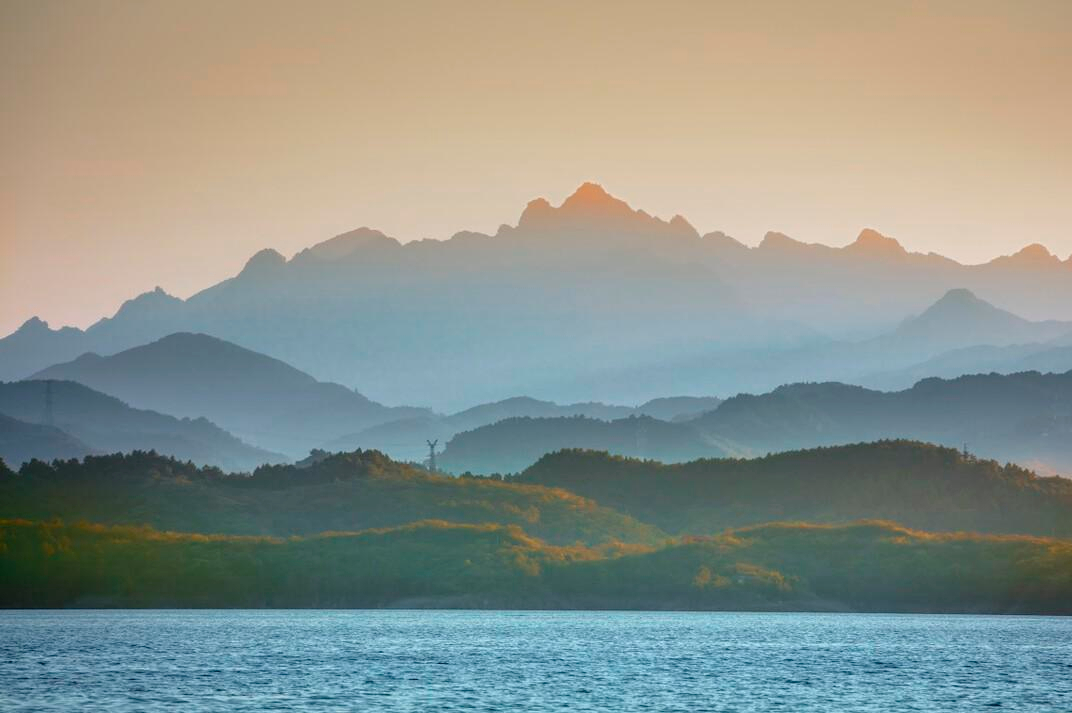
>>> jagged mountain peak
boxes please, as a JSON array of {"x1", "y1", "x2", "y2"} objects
[
  {"x1": 563, "y1": 181, "x2": 617, "y2": 206},
  {"x1": 983, "y1": 242, "x2": 1064, "y2": 269},
  {"x1": 898, "y1": 288, "x2": 1026, "y2": 335},
  {"x1": 847, "y1": 228, "x2": 906, "y2": 255},
  {"x1": 516, "y1": 183, "x2": 698, "y2": 238},
  {"x1": 241, "y1": 248, "x2": 286, "y2": 275},
  {"x1": 109, "y1": 287, "x2": 183, "y2": 319},
  {"x1": 758, "y1": 231, "x2": 806, "y2": 250},
  {"x1": 294, "y1": 228, "x2": 400, "y2": 262},
  {"x1": 16, "y1": 316, "x2": 49, "y2": 333},
  {"x1": 702, "y1": 231, "x2": 748, "y2": 251}
]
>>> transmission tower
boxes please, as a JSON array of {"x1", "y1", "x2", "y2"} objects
[{"x1": 426, "y1": 440, "x2": 439, "y2": 473}]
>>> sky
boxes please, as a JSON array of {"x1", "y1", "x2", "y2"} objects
[{"x1": 1, "y1": 0, "x2": 1070, "y2": 336}]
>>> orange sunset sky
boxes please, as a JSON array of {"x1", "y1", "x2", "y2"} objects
[{"x1": 1, "y1": 0, "x2": 1070, "y2": 335}]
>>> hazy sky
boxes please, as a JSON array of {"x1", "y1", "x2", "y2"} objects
[{"x1": 2, "y1": 0, "x2": 1070, "y2": 335}]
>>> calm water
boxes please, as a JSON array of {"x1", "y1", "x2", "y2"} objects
[{"x1": 1, "y1": 611, "x2": 1070, "y2": 712}]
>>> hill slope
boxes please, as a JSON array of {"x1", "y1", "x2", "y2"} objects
[
  {"x1": 691, "y1": 371, "x2": 1072, "y2": 472},
  {"x1": 0, "y1": 450, "x2": 662, "y2": 546},
  {"x1": 0, "y1": 413, "x2": 93, "y2": 467},
  {"x1": 439, "y1": 415, "x2": 728, "y2": 474},
  {"x1": 0, "y1": 380, "x2": 281, "y2": 471},
  {"x1": 324, "y1": 395, "x2": 722, "y2": 462},
  {"x1": 518, "y1": 442, "x2": 1072, "y2": 537},
  {"x1": 31, "y1": 333, "x2": 426, "y2": 457},
  {"x1": 3, "y1": 518, "x2": 1069, "y2": 613}
]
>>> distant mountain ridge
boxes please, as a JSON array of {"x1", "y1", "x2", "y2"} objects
[
  {"x1": 438, "y1": 415, "x2": 728, "y2": 475},
  {"x1": 692, "y1": 370, "x2": 1072, "y2": 474},
  {"x1": 0, "y1": 380, "x2": 281, "y2": 471},
  {"x1": 0, "y1": 412, "x2": 93, "y2": 467},
  {"x1": 325, "y1": 394, "x2": 724, "y2": 462},
  {"x1": 432, "y1": 369, "x2": 1072, "y2": 475},
  {"x1": 31, "y1": 333, "x2": 427, "y2": 457},
  {"x1": 4, "y1": 183, "x2": 1072, "y2": 407}
]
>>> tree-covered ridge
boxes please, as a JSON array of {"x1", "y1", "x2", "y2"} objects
[
  {"x1": 2, "y1": 518, "x2": 1069, "y2": 613},
  {"x1": 517, "y1": 441, "x2": 1072, "y2": 537},
  {"x1": 0, "y1": 450, "x2": 663, "y2": 546}
]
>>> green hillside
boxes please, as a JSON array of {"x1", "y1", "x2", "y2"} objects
[
  {"x1": 2, "y1": 519, "x2": 1069, "y2": 613},
  {"x1": 0, "y1": 450, "x2": 662, "y2": 546},
  {"x1": 517, "y1": 441, "x2": 1072, "y2": 536}
]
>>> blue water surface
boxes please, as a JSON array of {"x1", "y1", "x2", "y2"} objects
[{"x1": 1, "y1": 610, "x2": 1070, "y2": 712}]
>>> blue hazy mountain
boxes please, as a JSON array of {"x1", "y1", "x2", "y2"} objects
[
  {"x1": 3, "y1": 185, "x2": 1072, "y2": 408},
  {"x1": 31, "y1": 333, "x2": 429, "y2": 457},
  {"x1": 0, "y1": 380, "x2": 282, "y2": 471},
  {"x1": 691, "y1": 370, "x2": 1072, "y2": 475},
  {"x1": 322, "y1": 395, "x2": 723, "y2": 462},
  {"x1": 432, "y1": 369, "x2": 1072, "y2": 476},
  {"x1": 0, "y1": 412, "x2": 93, "y2": 468},
  {"x1": 436, "y1": 415, "x2": 730, "y2": 475},
  {"x1": 590, "y1": 288, "x2": 1072, "y2": 400}
]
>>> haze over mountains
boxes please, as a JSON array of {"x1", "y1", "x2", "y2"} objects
[
  {"x1": 4, "y1": 184, "x2": 1072, "y2": 408},
  {"x1": 29, "y1": 334, "x2": 722, "y2": 461},
  {"x1": 434, "y1": 370, "x2": 1072, "y2": 475},
  {"x1": 7, "y1": 293, "x2": 1072, "y2": 473},
  {"x1": 0, "y1": 380, "x2": 279, "y2": 471},
  {"x1": 324, "y1": 395, "x2": 723, "y2": 463},
  {"x1": 31, "y1": 333, "x2": 427, "y2": 457}
]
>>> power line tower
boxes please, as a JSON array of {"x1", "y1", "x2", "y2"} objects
[
  {"x1": 426, "y1": 440, "x2": 439, "y2": 473},
  {"x1": 43, "y1": 380, "x2": 55, "y2": 427}
]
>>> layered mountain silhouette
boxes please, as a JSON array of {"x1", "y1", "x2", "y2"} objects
[
  {"x1": 324, "y1": 395, "x2": 723, "y2": 462},
  {"x1": 31, "y1": 333, "x2": 427, "y2": 457},
  {"x1": 0, "y1": 412, "x2": 93, "y2": 467},
  {"x1": 4, "y1": 184, "x2": 1071, "y2": 407},
  {"x1": 437, "y1": 415, "x2": 728, "y2": 475},
  {"x1": 692, "y1": 370, "x2": 1072, "y2": 474},
  {"x1": 598, "y1": 288, "x2": 1072, "y2": 399},
  {"x1": 0, "y1": 380, "x2": 281, "y2": 470},
  {"x1": 432, "y1": 369, "x2": 1072, "y2": 475}
]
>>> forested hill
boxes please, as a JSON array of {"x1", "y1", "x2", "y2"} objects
[
  {"x1": 517, "y1": 441, "x2": 1072, "y2": 537},
  {"x1": 3, "y1": 518, "x2": 1070, "y2": 613},
  {"x1": 0, "y1": 450, "x2": 661, "y2": 546}
]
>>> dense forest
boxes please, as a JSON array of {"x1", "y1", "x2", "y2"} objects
[
  {"x1": 0, "y1": 450, "x2": 662, "y2": 546},
  {"x1": 517, "y1": 441, "x2": 1072, "y2": 536},
  {"x1": 2, "y1": 518, "x2": 1069, "y2": 613},
  {"x1": 4, "y1": 443, "x2": 1072, "y2": 612}
]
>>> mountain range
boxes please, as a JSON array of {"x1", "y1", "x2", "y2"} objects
[
  {"x1": 324, "y1": 395, "x2": 723, "y2": 462},
  {"x1": 4, "y1": 183, "x2": 1072, "y2": 408},
  {"x1": 31, "y1": 333, "x2": 427, "y2": 457},
  {"x1": 435, "y1": 370, "x2": 1072, "y2": 475},
  {"x1": 27, "y1": 334, "x2": 723, "y2": 460},
  {"x1": 15, "y1": 303, "x2": 1072, "y2": 473},
  {"x1": 0, "y1": 380, "x2": 280, "y2": 470}
]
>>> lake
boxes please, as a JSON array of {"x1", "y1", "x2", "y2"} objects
[{"x1": 1, "y1": 610, "x2": 1070, "y2": 711}]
